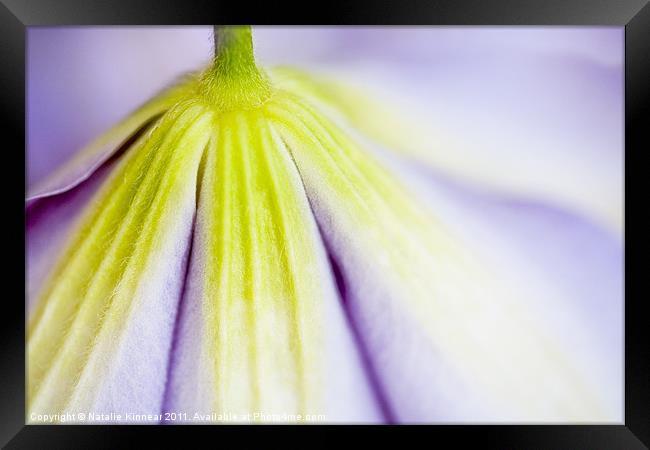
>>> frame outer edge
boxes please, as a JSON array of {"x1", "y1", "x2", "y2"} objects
[{"x1": 625, "y1": 1, "x2": 650, "y2": 447}]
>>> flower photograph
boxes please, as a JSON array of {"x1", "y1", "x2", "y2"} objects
[{"x1": 26, "y1": 25, "x2": 623, "y2": 424}]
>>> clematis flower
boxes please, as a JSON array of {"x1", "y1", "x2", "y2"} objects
[{"x1": 26, "y1": 26, "x2": 622, "y2": 424}]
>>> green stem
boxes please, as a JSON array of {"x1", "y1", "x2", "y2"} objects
[
  {"x1": 213, "y1": 26, "x2": 257, "y2": 75},
  {"x1": 202, "y1": 26, "x2": 271, "y2": 112}
]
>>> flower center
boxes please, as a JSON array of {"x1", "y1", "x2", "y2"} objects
[{"x1": 200, "y1": 26, "x2": 273, "y2": 112}]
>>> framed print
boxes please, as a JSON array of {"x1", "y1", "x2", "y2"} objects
[{"x1": 1, "y1": 0, "x2": 647, "y2": 447}]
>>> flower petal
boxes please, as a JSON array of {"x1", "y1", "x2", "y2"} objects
[
  {"x1": 27, "y1": 102, "x2": 210, "y2": 422},
  {"x1": 267, "y1": 92, "x2": 622, "y2": 422},
  {"x1": 269, "y1": 30, "x2": 623, "y2": 234},
  {"x1": 164, "y1": 111, "x2": 382, "y2": 423},
  {"x1": 27, "y1": 155, "x2": 119, "y2": 311}
]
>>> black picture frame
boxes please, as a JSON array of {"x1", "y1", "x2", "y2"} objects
[{"x1": 2, "y1": 0, "x2": 647, "y2": 447}]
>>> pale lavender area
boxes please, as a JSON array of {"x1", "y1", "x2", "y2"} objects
[{"x1": 300, "y1": 131, "x2": 623, "y2": 421}]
